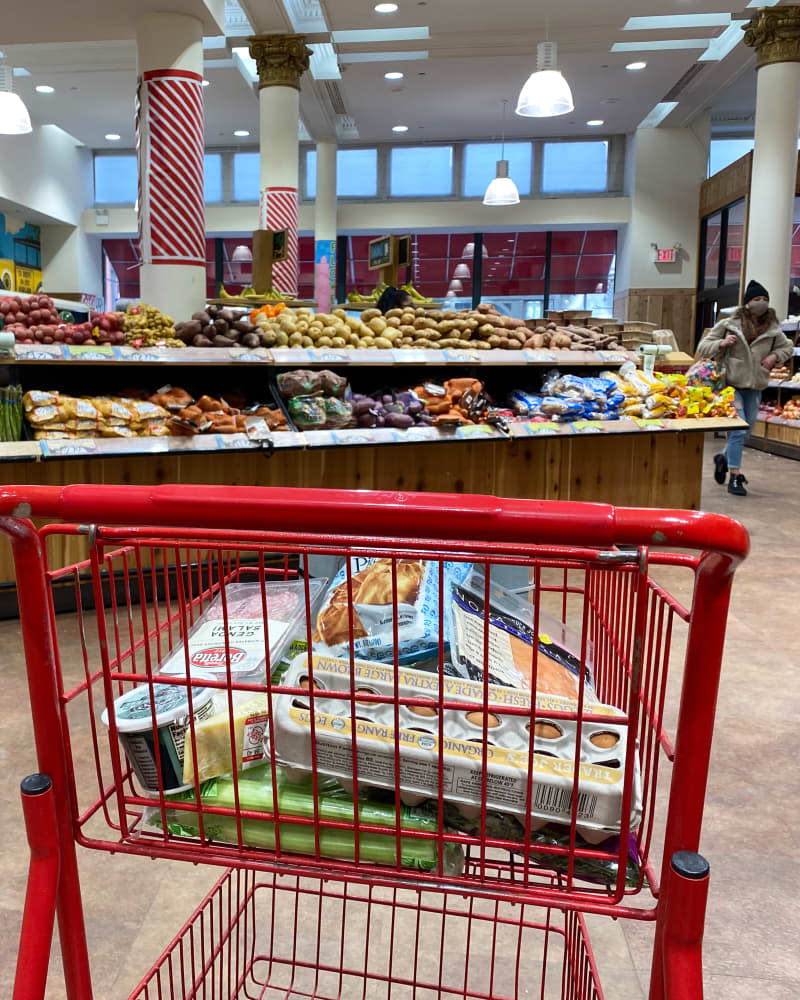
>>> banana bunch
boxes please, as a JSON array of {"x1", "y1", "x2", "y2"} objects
[
  {"x1": 219, "y1": 285, "x2": 289, "y2": 301},
  {"x1": 401, "y1": 282, "x2": 434, "y2": 303}
]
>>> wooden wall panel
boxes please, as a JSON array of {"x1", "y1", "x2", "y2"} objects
[
  {"x1": 700, "y1": 153, "x2": 752, "y2": 217},
  {"x1": 617, "y1": 288, "x2": 696, "y2": 352},
  {"x1": 0, "y1": 433, "x2": 706, "y2": 584}
]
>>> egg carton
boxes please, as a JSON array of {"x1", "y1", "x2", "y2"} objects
[{"x1": 271, "y1": 654, "x2": 642, "y2": 840}]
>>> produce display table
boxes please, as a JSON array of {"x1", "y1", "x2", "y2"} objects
[{"x1": 0, "y1": 345, "x2": 745, "y2": 588}]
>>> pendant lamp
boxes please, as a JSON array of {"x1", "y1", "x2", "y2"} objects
[
  {"x1": 453, "y1": 262, "x2": 470, "y2": 279},
  {"x1": 462, "y1": 242, "x2": 489, "y2": 259},
  {"x1": 232, "y1": 244, "x2": 253, "y2": 262},
  {"x1": 483, "y1": 101, "x2": 520, "y2": 207},
  {"x1": 0, "y1": 66, "x2": 32, "y2": 134},
  {"x1": 516, "y1": 41, "x2": 574, "y2": 118}
]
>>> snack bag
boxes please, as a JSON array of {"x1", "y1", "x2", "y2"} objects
[{"x1": 313, "y1": 557, "x2": 471, "y2": 663}]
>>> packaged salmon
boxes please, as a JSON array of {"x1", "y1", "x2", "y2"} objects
[{"x1": 448, "y1": 569, "x2": 593, "y2": 696}]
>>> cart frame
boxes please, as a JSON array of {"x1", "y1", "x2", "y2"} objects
[{"x1": 2, "y1": 484, "x2": 748, "y2": 1000}]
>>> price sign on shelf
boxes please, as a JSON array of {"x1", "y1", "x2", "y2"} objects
[
  {"x1": 272, "y1": 348, "x2": 313, "y2": 364},
  {"x1": 229, "y1": 349, "x2": 272, "y2": 363},
  {"x1": 116, "y1": 348, "x2": 164, "y2": 362},
  {"x1": 311, "y1": 351, "x2": 351, "y2": 364},
  {"x1": 65, "y1": 344, "x2": 115, "y2": 360},
  {"x1": 392, "y1": 349, "x2": 429, "y2": 364},
  {"x1": 524, "y1": 350, "x2": 558, "y2": 364}
]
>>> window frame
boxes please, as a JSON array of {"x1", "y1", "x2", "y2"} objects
[{"x1": 302, "y1": 144, "x2": 380, "y2": 200}]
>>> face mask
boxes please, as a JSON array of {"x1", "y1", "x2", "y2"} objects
[{"x1": 748, "y1": 300, "x2": 769, "y2": 316}]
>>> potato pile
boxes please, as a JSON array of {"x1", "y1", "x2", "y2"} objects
[
  {"x1": 255, "y1": 306, "x2": 383, "y2": 349},
  {"x1": 124, "y1": 303, "x2": 184, "y2": 348},
  {"x1": 526, "y1": 321, "x2": 623, "y2": 352},
  {"x1": 174, "y1": 305, "x2": 259, "y2": 348}
]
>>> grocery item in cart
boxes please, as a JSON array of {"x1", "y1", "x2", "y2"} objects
[
  {"x1": 272, "y1": 653, "x2": 642, "y2": 839},
  {"x1": 313, "y1": 557, "x2": 471, "y2": 663},
  {"x1": 449, "y1": 570, "x2": 593, "y2": 695},
  {"x1": 182, "y1": 691, "x2": 268, "y2": 786},
  {"x1": 146, "y1": 764, "x2": 465, "y2": 874},
  {"x1": 159, "y1": 580, "x2": 326, "y2": 682},
  {"x1": 101, "y1": 677, "x2": 216, "y2": 794}
]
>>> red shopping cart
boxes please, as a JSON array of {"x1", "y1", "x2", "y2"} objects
[{"x1": 4, "y1": 485, "x2": 748, "y2": 1000}]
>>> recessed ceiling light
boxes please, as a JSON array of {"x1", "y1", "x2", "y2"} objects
[
  {"x1": 105, "y1": 133, "x2": 121, "y2": 141},
  {"x1": 202, "y1": 79, "x2": 211, "y2": 87},
  {"x1": 234, "y1": 129, "x2": 250, "y2": 137},
  {"x1": 375, "y1": 3, "x2": 399, "y2": 12},
  {"x1": 626, "y1": 61, "x2": 647, "y2": 71},
  {"x1": 384, "y1": 71, "x2": 404, "y2": 80},
  {"x1": 35, "y1": 84, "x2": 55, "y2": 94},
  {"x1": 623, "y1": 14, "x2": 730, "y2": 30},
  {"x1": 392, "y1": 124, "x2": 408, "y2": 132},
  {"x1": 586, "y1": 119, "x2": 604, "y2": 126}
]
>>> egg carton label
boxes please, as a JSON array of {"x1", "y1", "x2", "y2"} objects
[{"x1": 272, "y1": 654, "x2": 642, "y2": 834}]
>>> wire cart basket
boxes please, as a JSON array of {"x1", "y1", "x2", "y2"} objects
[{"x1": 4, "y1": 484, "x2": 749, "y2": 1000}]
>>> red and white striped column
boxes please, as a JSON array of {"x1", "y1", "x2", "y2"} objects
[
  {"x1": 136, "y1": 13, "x2": 205, "y2": 319},
  {"x1": 249, "y1": 35, "x2": 311, "y2": 298}
]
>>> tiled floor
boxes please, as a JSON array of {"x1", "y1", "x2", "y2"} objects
[{"x1": 0, "y1": 444, "x2": 797, "y2": 999}]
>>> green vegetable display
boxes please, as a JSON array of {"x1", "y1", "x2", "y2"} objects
[{"x1": 0, "y1": 385, "x2": 23, "y2": 442}]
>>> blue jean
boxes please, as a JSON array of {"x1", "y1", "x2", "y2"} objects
[{"x1": 724, "y1": 388, "x2": 761, "y2": 469}]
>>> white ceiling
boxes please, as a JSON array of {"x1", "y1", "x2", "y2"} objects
[{"x1": 0, "y1": 0, "x2": 769, "y2": 151}]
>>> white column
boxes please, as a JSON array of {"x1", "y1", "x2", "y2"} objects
[
  {"x1": 249, "y1": 35, "x2": 311, "y2": 297},
  {"x1": 746, "y1": 64, "x2": 800, "y2": 319},
  {"x1": 314, "y1": 141, "x2": 337, "y2": 310},
  {"x1": 744, "y1": 8, "x2": 800, "y2": 319},
  {"x1": 136, "y1": 13, "x2": 206, "y2": 320}
]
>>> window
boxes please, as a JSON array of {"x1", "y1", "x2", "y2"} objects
[
  {"x1": 708, "y1": 140, "x2": 753, "y2": 177},
  {"x1": 204, "y1": 153, "x2": 223, "y2": 203},
  {"x1": 94, "y1": 155, "x2": 138, "y2": 203},
  {"x1": 233, "y1": 152, "x2": 260, "y2": 201},
  {"x1": 542, "y1": 142, "x2": 608, "y2": 193},
  {"x1": 390, "y1": 146, "x2": 453, "y2": 197},
  {"x1": 305, "y1": 148, "x2": 378, "y2": 198},
  {"x1": 463, "y1": 142, "x2": 532, "y2": 197},
  {"x1": 724, "y1": 200, "x2": 746, "y2": 285},
  {"x1": 701, "y1": 211, "x2": 723, "y2": 290}
]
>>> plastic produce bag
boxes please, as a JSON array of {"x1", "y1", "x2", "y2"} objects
[{"x1": 146, "y1": 764, "x2": 465, "y2": 874}]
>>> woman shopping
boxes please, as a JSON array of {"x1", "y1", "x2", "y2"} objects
[{"x1": 698, "y1": 280, "x2": 794, "y2": 496}]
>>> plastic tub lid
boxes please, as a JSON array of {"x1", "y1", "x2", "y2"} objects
[{"x1": 101, "y1": 673, "x2": 215, "y2": 734}]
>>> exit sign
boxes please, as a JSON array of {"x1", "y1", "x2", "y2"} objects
[
  {"x1": 728, "y1": 246, "x2": 743, "y2": 263},
  {"x1": 655, "y1": 247, "x2": 676, "y2": 263}
]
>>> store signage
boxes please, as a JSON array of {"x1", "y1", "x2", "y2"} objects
[
  {"x1": 728, "y1": 247, "x2": 743, "y2": 263},
  {"x1": 653, "y1": 247, "x2": 676, "y2": 263}
]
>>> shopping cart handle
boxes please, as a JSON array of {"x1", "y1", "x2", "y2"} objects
[{"x1": 0, "y1": 484, "x2": 749, "y2": 562}]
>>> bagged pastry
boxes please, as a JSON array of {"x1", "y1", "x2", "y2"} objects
[{"x1": 313, "y1": 557, "x2": 472, "y2": 664}]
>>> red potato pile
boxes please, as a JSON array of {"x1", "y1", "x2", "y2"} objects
[{"x1": 1, "y1": 294, "x2": 126, "y2": 345}]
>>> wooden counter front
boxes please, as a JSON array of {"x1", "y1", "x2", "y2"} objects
[{"x1": 0, "y1": 428, "x2": 712, "y2": 586}]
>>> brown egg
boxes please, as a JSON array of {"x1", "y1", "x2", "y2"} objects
[
  {"x1": 355, "y1": 687, "x2": 376, "y2": 704},
  {"x1": 590, "y1": 731, "x2": 619, "y2": 749},
  {"x1": 465, "y1": 711, "x2": 500, "y2": 729},
  {"x1": 533, "y1": 722, "x2": 562, "y2": 740},
  {"x1": 299, "y1": 676, "x2": 323, "y2": 691},
  {"x1": 408, "y1": 704, "x2": 438, "y2": 717}
]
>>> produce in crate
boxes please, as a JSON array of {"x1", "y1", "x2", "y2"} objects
[
  {"x1": 124, "y1": 302, "x2": 184, "y2": 348},
  {"x1": 174, "y1": 304, "x2": 259, "y2": 349}
]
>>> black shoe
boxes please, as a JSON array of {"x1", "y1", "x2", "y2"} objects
[
  {"x1": 713, "y1": 453, "x2": 728, "y2": 485},
  {"x1": 728, "y1": 474, "x2": 748, "y2": 496}
]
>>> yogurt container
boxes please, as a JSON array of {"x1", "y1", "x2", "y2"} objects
[{"x1": 102, "y1": 677, "x2": 216, "y2": 794}]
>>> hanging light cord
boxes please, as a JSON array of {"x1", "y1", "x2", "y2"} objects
[{"x1": 500, "y1": 99, "x2": 508, "y2": 160}]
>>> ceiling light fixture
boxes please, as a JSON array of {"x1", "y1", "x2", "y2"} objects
[
  {"x1": 626, "y1": 61, "x2": 647, "y2": 70},
  {"x1": 392, "y1": 124, "x2": 408, "y2": 132},
  {"x1": 35, "y1": 84, "x2": 55, "y2": 94},
  {"x1": 105, "y1": 133, "x2": 121, "y2": 141},
  {"x1": 0, "y1": 66, "x2": 32, "y2": 134},
  {"x1": 462, "y1": 242, "x2": 489, "y2": 259},
  {"x1": 448, "y1": 279, "x2": 464, "y2": 292},
  {"x1": 484, "y1": 100, "x2": 520, "y2": 206},
  {"x1": 516, "y1": 41, "x2": 574, "y2": 118},
  {"x1": 202, "y1": 79, "x2": 211, "y2": 87},
  {"x1": 384, "y1": 71, "x2": 404, "y2": 80},
  {"x1": 233, "y1": 129, "x2": 250, "y2": 137},
  {"x1": 586, "y1": 119, "x2": 604, "y2": 126},
  {"x1": 453, "y1": 262, "x2": 470, "y2": 279},
  {"x1": 231, "y1": 244, "x2": 253, "y2": 262},
  {"x1": 374, "y1": 3, "x2": 398, "y2": 12},
  {"x1": 638, "y1": 101, "x2": 678, "y2": 129}
]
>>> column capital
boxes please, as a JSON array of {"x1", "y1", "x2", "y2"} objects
[
  {"x1": 743, "y1": 7, "x2": 800, "y2": 68},
  {"x1": 248, "y1": 33, "x2": 311, "y2": 90}
]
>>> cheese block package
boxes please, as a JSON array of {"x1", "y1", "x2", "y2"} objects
[
  {"x1": 182, "y1": 691, "x2": 268, "y2": 785},
  {"x1": 448, "y1": 569, "x2": 593, "y2": 696},
  {"x1": 159, "y1": 579, "x2": 327, "y2": 682},
  {"x1": 312, "y1": 557, "x2": 472, "y2": 664}
]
